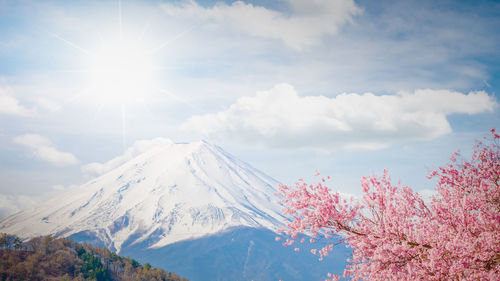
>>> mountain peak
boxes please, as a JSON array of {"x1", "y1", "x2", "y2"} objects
[{"x1": 1, "y1": 141, "x2": 284, "y2": 252}]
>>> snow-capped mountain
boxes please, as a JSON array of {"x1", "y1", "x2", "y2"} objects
[
  {"x1": 0, "y1": 140, "x2": 352, "y2": 281},
  {"x1": 0, "y1": 140, "x2": 285, "y2": 252}
]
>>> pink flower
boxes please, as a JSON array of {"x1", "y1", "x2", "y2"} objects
[{"x1": 277, "y1": 129, "x2": 500, "y2": 281}]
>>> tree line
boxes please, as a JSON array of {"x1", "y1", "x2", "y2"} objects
[{"x1": 0, "y1": 233, "x2": 188, "y2": 281}]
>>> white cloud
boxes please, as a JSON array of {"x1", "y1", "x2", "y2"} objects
[
  {"x1": 52, "y1": 184, "x2": 66, "y2": 191},
  {"x1": 13, "y1": 134, "x2": 79, "y2": 166},
  {"x1": 52, "y1": 184, "x2": 78, "y2": 191},
  {"x1": 0, "y1": 194, "x2": 39, "y2": 219},
  {"x1": 181, "y1": 83, "x2": 497, "y2": 151},
  {"x1": 82, "y1": 137, "x2": 173, "y2": 177},
  {"x1": 161, "y1": 0, "x2": 361, "y2": 49},
  {"x1": 35, "y1": 97, "x2": 61, "y2": 112},
  {"x1": 0, "y1": 88, "x2": 33, "y2": 116}
]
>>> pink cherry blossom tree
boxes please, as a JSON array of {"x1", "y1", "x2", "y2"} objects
[{"x1": 278, "y1": 129, "x2": 500, "y2": 281}]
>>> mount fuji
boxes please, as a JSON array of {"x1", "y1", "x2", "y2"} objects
[{"x1": 0, "y1": 140, "x2": 350, "y2": 280}]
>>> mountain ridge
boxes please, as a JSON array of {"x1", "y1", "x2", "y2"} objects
[{"x1": 0, "y1": 140, "x2": 285, "y2": 253}]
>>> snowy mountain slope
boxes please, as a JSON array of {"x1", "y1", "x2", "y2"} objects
[{"x1": 0, "y1": 140, "x2": 285, "y2": 252}]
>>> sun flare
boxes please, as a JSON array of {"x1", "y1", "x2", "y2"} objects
[{"x1": 86, "y1": 38, "x2": 156, "y2": 105}]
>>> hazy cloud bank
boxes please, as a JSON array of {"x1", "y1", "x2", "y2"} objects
[
  {"x1": 0, "y1": 194, "x2": 39, "y2": 219},
  {"x1": 161, "y1": 0, "x2": 361, "y2": 49},
  {"x1": 0, "y1": 87, "x2": 33, "y2": 117},
  {"x1": 13, "y1": 134, "x2": 79, "y2": 166}
]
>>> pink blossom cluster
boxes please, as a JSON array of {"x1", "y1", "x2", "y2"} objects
[{"x1": 278, "y1": 129, "x2": 500, "y2": 280}]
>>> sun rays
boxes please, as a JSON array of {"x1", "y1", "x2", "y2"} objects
[{"x1": 45, "y1": 0, "x2": 195, "y2": 150}]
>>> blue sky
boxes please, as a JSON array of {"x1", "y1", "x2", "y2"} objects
[{"x1": 0, "y1": 0, "x2": 499, "y2": 217}]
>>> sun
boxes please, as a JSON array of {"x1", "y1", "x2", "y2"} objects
[
  {"x1": 85, "y1": 38, "x2": 156, "y2": 106},
  {"x1": 48, "y1": 1, "x2": 192, "y2": 109},
  {"x1": 46, "y1": 0, "x2": 192, "y2": 151}
]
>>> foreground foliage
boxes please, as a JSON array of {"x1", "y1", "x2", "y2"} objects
[
  {"x1": 0, "y1": 233, "x2": 187, "y2": 281},
  {"x1": 278, "y1": 129, "x2": 500, "y2": 280}
]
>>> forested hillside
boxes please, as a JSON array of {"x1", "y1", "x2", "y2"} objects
[{"x1": 0, "y1": 233, "x2": 187, "y2": 281}]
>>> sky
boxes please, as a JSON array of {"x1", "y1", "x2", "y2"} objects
[{"x1": 0, "y1": 0, "x2": 499, "y2": 218}]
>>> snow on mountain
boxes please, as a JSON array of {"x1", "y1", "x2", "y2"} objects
[{"x1": 0, "y1": 140, "x2": 285, "y2": 252}]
